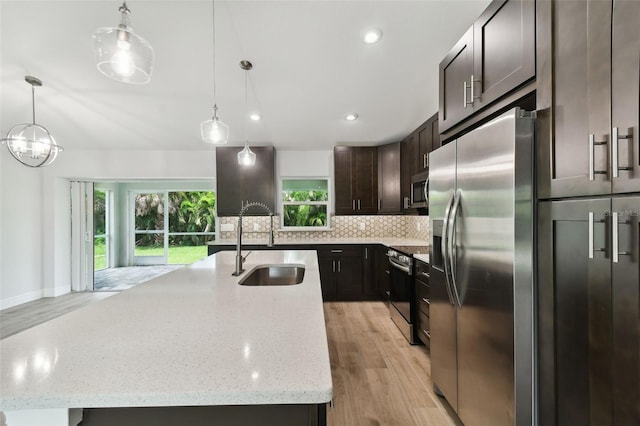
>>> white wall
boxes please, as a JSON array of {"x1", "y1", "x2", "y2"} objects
[
  {"x1": 0, "y1": 150, "x2": 45, "y2": 308},
  {"x1": 0, "y1": 148, "x2": 216, "y2": 309}
]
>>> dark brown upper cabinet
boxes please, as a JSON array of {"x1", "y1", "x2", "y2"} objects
[
  {"x1": 215, "y1": 146, "x2": 275, "y2": 216},
  {"x1": 439, "y1": 0, "x2": 535, "y2": 133},
  {"x1": 334, "y1": 146, "x2": 378, "y2": 215},
  {"x1": 377, "y1": 142, "x2": 402, "y2": 214},
  {"x1": 537, "y1": 0, "x2": 640, "y2": 199},
  {"x1": 416, "y1": 113, "x2": 440, "y2": 175},
  {"x1": 401, "y1": 113, "x2": 439, "y2": 213}
]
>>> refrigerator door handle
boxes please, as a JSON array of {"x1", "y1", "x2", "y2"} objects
[
  {"x1": 447, "y1": 191, "x2": 463, "y2": 308},
  {"x1": 442, "y1": 193, "x2": 456, "y2": 305}
]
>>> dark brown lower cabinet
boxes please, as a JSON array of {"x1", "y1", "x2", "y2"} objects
[
  {"x1": 414, "y1": 259, "x2": 430, "y2": 347},
  {"x1": 538, "y1": 197, "x2": 640, "y2": 426},
  {"x1": 375, "y1": 245, "x2": 390, "y2": 300},
  {"x1": 317, "y1": 246, "x2": 363, "y2": 302}
]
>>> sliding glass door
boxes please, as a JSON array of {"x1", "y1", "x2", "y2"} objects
[{"x1": 131, "y1": 191, "x2": 216, "y2": 265}]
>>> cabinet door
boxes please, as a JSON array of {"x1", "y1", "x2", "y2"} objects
[
  {"x1": 375, "y1": 245, "x2": 390, "y2": 300},
  {"x1": 538, "y1": 199, "x2": 612, "y2": 426},
  {"x1": 401, "y1": 134, "x2": 417, "y2": 213},
  {"x1": 378, "y1": 142, "x2": 401, "y2": 214},
  {"x1": 334, "y1": 147, "x2": 355, "y2": 215},
  {"x1": 362, "y1": 245, "x2": 379, "y2": 299},
  {"x1": 416, "y1": 123, "x2": 431, "y2": 175},
  {"x1": 216, "y1": 146, "x2": 275, "y2": 216},
  {"x1": 611, "y1": 196, "x2": 640, "y2": 424},
  {"x1": 335, "y1": 257, "x2": 363, "y2": 301},
  {"x1": 611, "y1": 0, "x2": 640, "y2": 194},
  {"x1": 318, "y1": 257, "x2": 336, "y2": 302},
  {"x1": 353, "y1": 147, "x2": 378, "y2": 214},
  {"x1": 473, "y1": 0, "x2": 535, "y2": 109},
  {"x1": 439, "y1": 26, "x2": 474, "y2": 133},
  {"x1": 537, "y1": 0, "x2": 612, "y2": 199}
]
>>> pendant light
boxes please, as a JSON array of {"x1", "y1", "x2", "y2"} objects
[
  {"x1": 92, "y1": 1, "x2": 154, "y2": 84},
  {"x1": 1, "y1": 76, "x2": 63, "y2": 168},
  {"x1": 201, "y1": 0, "x2": 229, "y2": 144},
  {"x1": 237, "y1": 60, "x2": 256, "y2": 166}
]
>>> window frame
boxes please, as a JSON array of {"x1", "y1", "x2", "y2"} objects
[{"x1": 280, "y1": 177, "x2": 331, "y2": 231}]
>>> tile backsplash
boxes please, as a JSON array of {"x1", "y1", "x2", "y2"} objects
[{"x1": 218, "y1": 214, "x2": 429, "y2": 242}]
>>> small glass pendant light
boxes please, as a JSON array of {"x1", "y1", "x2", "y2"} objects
[
  {"x1": 237, "y1": 141, "x2": 256, "y2": 166},
  {"x1": 1, "y1": 76, "x2": 63, "y2": 167},
  {"x1": 237, "y1": 60, "x2": 256, "y2": 166},
  {"x1": 200, "y1": 0, "x2": 229, "y2": 144},
  {"x1": 93, "y1": 1, "x2": 154, "y2": 84}
]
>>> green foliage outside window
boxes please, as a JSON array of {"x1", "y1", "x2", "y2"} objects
[
  {"x1": 135, "y1": 191, "x2": 216, "y2": 247},
  {"x1": 281, "y1": 179, "x2": 329, "y2": 228}
]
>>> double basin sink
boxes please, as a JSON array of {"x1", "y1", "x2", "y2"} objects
[{"x1": 238, "y1": 264, "x2": 305, "y2": 286}]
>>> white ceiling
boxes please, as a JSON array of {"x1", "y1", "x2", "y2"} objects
[{"x1": 0, "y1": 0, "x2": 491, "y2": 152}]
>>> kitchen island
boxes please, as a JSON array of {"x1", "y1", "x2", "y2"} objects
[{"x1": 0, "y1": 250, "x2": 332, "y2": 426}]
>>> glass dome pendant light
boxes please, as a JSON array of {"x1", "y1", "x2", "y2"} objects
[
  {"x1": 1, "y1": 76, "x2": 63, "y2": 168},
  {"x1": 237, "y1": 60, "x2": 256, "y2": 166},
  {"x1": 92, "y1": 1, "x2": 154, "y2": 84},
  {"x1": 201, "y1": 0, "x2": 229, "y2": 144}
]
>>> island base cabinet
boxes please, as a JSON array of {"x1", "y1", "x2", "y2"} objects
[
  {"x1": 80, "y1": 404, "x2": 327, "y2": 426},
  {"x1": 538, "y1": 197, "x2": 640, "y2": 426}
]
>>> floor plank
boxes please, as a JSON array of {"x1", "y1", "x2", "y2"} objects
[
  {"x1": 325, "y1": 301, "x2": 461, "y2": 426},
  {"x1": 0, "y1": 291, "x2": 117, "y2": 339}
]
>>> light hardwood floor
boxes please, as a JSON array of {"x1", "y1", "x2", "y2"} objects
[
  {"x1": 325, "y1": 302, "x2": 460, "y2": 426},
  {"x1": 1, "y1": 295, "x2": 458, "y2": 425},
  {"x1": 0, "y1": 291, "x2": 117, "y2": 339}
]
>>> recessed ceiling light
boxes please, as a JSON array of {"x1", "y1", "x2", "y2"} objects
[
  {"x1": 345, "y1": 113, "x2": 359, "y2": 121},
  {"x1": 250, "y1": 114, "x2": 261, "y2": 121},
  {"x1": 363, "y1": 28, "x2": 383, "y2": 44}
]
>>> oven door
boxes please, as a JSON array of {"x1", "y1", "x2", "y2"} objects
[{"x1": 388, "y1": 257, "x2": 413, "y2": 323}]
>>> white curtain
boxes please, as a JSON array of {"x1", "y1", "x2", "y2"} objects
[{"x1": 70, "y1": 181, "x2": 94, "y2": 291}]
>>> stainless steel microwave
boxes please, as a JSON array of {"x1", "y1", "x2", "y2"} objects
[{"x1": 410, "y1": 176, "x2": 428, "y2": 209}]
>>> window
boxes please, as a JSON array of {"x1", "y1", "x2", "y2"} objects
[
  {"x1": 281, "y1": 178, "x2": 330, "y2": 230},
  {"x1": 132, "y1": 191, "x2": 216, "y2": 265}
]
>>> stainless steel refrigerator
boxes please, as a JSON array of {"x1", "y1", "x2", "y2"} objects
[{"x1": 429, "y1": 108, "x2": 534, "y2": 426}]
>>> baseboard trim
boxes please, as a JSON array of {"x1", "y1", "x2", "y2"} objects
[{"x1": 0, "y1": 289, "x2": 44, "y2": 310}]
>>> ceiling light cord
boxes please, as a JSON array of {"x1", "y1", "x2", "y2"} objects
[
  {"x1": 211, "y1": 0, "x2": 217, "y2": 108},
  {"x1": 31, "y1": 84, "x2": 36, "y2": 124}
]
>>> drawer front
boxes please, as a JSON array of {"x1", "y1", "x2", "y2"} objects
[
  {"x1": 415, "y1": 260, "x2": 430, "y2": 284},
  {"x1": 316, "y1": 245, "x2": 362, "y2": 258},
  {"x1": 417, "y1": 309, "x2": 430, "y2": 347},
  {"x1": 416, "y1": 281, "x2": 430, "y2": 316}
]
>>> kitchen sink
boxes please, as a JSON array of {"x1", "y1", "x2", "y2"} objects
[{"x1": 238, "y1": 264, "x2": 305, "y2": 286}]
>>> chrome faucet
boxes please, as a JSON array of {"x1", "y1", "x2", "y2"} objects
[{"x1": 233, "y1": 201, "x2": 274, "y2": 276}]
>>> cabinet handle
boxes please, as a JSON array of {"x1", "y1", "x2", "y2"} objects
[
  {"x1": 423, "y1": 153, "x2": 427, "y2": 169},
  {"x1": 358, "y1": 200, "x2": 361, "y2": 210},
  {"x1": 612, "y1": 211, "x2": 632, "y2": 263},
  {"x1": 588, "y1": 211, "x2": 607, "y2": 259},
  {"x1": 422, "y1": 298, "x2": 430, "y2": 304},
  {"x1": 470, "y1": 74, "x2": 480, "y2": 102},
  {"x1": 331, "y1": 249, "x2": 343, "y2": 253},
  {"x1": 421, "y1": 271, "x2": 430, "y2": 278},
  {"x1": 378, "y1": 199, "x2": 381, "y2": 211},
  {"x1": 612, "y1": 127, "x2": 633, "y2": 178},
  {"x1": 426, "y1": 153, "x2": 429, "y2": 168},
  {"x1": 332, "y1": 260, "x2": 335, "y2": 272},
  {"x1": 352, "y1": 200, "x2": 356, "y2": 210},
  {"x1": 463, "y1": 81, "x2": 469, "y2": 108},
  {"x1": 589, "y1": 134, "x2": 608, "y2": 181},
  {"x1": 338, "y1": 260, "x2": 341, "y2": 273},
  {"x1": 364, "y1": 247, "x2": 368, "y2": 259},
  {"x1": 423, "y1": 330, "x2": 431, "y2": 338}
]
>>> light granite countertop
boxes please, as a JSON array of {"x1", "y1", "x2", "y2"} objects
[
  {"x1": 0, "y1": 250, "x2": 332, "y2": 412},
  {"x1": 414, "y1": 253, "x2": 430, "y2": 264}
]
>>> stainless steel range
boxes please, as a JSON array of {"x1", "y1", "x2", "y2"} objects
[{"x1": 387, "y1": 246, "x2": 426, "y2": 344}]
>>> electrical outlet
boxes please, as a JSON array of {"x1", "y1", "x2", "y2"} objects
[
  {"x1": 221, "y1": 223, "x2": 234, "y2": 232},
  {"x1": 359, "y1": 223, "x2": 365, "y2": 230},
  {"x1": 253, "y1": 223, "x2": 260, "y2": 231}
]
